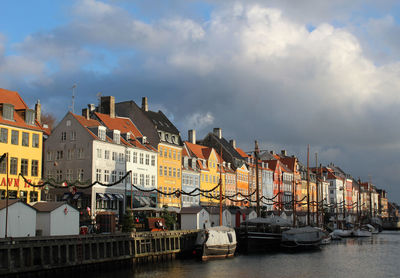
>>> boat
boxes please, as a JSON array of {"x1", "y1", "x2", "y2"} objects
[
  {"x1": 236, "y1": 217, "x2": 291, "y2": 253},
  {"x1": 194, "y1": 226, "x2": 237, "y2": 261},
  {"x1": 365, "y1": 224, "x2": 379, "y2": 234},
  {"x1": 351, "y1": 227, "x2": 372, "y2": 237},
  {"x1": 281, "y1": 226, "x2": 325, "y2": 249},
  {"x1": 332, "y1": 229, "x2": 353, "y2": 238}
]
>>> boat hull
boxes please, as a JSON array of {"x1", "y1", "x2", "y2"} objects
[
  {"x1": 237, "y1": 232, "x2": 282, "y2": 253},
  {"x1": 200, "y1": 243, "x2": 237, "y2": 261},
  {"x1": 281, "y1": 227, "x2": 324, "y2": 249}
]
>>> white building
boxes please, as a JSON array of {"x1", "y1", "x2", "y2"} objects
[
  {"x1": 32, "y1": 202, "x2": 79, "y2": 236},
  {"x1": 180, "y1": 207, "x2": 210, "y2": 229},
  {"x1": 0, "y1": 200, "x2": 36, "y2": 237}
]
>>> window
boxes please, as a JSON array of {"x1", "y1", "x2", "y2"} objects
[
  {"x1": 71, "y1": 131, "x2": 76, "y2": 141},
  {"x1": 151, "y1": 155, "x2": 155, "y2": 166},
  {"x1": 173, "y1": 168, "x2": 176, "y2": 177},
  {"x1": 66, "y1": 169, "x2": 73, "y2": 181},
  {"x1": 77, "y1": 148, "x2": 84, "y2": 159},
  {"x1": 164, "y1": 148, "x2": 168, "y2": 157},
  {"x1": 99, "y1": 128, "x2": 106, "y2": 141},
  {"x1": 112, "y1": 152, "x2": 116, "y2": 161},
  {"x1": 140, "y1": 174, "x2": 144, "y2": 186},
  {"x1": 29, "y1": 191, "x2": 38, "y2": 202},
  {"x1": 169, "y1": 149, "x2": 172, "y2": 158},
  {"x1": 173, "y1": 150, "x2": 176, "y2": 159},
  {"x1": 165, "y1": 134, "x2": 169, "y2": 142},
  {"x1": 133, "y1": 152, "x2": 137, "y2": 163},
  {"x1": 96, "y1": 169, "x2": 102, "y2": 182},
  {"x1": 159, "y1": 147, "x2": 163, "y2": 157},
  {"x1": 67, "y1": 149, "x2": 74, "y2": 160},
  {"x1": 25, "y1": 110, "x2": 35, "y2": 125},
  {"x1": 56, "y1": 170, "x2": 63, "y2": 182},
  {"x1": 151, "y1": 175, "x2": 155, "y2": 186},
  {"x1": 111, "y1": 171, "x2": 117, "y2": 182},
  {"x1": 133, "y1": 173, "x2": 138, "y2": 184},
  {"x1": 159, "y1": 166, "x2": 163, "y2": 176},
  {"x1": 104, "y1": 170, "x2": 110, "y2": 183},
  {"x1": 139, "y1": 153, "x2": 144, "y2": 164},
  {"x1": 97, "y1": 148, "x2": 102, "y2": 158},
  {"x1": 46, "y1": 151, "x2": 53, "y2": 161},
  {"x1": 0, "y1": 158, "x2": 6, "y2": 174},
  {"x1": 177, "y1": 153, "x2": 180, "y2": 161},
  {"x1": 0, "y1": 128, "x2": 8, "y2": 143},
  {"x1": 119, "y1": 153, "x2": 124, "y2": 163},
  {"x1": 146, "y1": 175, "x2": 150, "y2": 186},
  {"x1": 31, "y1": 160, "x2": 38, "y2": 177},
  {"x1": 119, "y1": 171, "x2": 124, "y2": 181},
  {"x1": 32, "y1": 134, "x2": 39, "y2": 148},
  {"x1": 46, "y1": 169, "x2": 53, "y2": 179},
  {"x1": 56, "y1": 150, "x2": 64, "y2": 160},
  {"x1": 145, "y1": 154, "x2": 149, "y2": 165},
  {"x1": 164, "y1": 166, "x2": 167, "y2": 176},
  {"x1": 11, "y1": 130, "x2": 18, "y2": 145},
  {"x1": 61, "y1": 132, "x2": 66, "y2": 141},
  {"x1": 77, "y1": 169, "x2": 84, "y2": 181},
  {"x1": 168, "y1": 167, "x2": 172, "y2": 176},
  {"x1": 2, "y1": 104, "x2": 14, "y2": 121},
  {"x1": 126, "y1": 151, "x2": 131, "y2": 162},
  {"x1": 105, "y1": 150, "x2": 110, "y2": 159}
]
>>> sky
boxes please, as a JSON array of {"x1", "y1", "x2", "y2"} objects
[{"x1": 1, "y1": 0, "x2": 400, "y2": 202}]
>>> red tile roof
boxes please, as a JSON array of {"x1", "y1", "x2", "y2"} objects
[
  {"x1": 94, "y1": 112, "x2": 142, "y2": 138},
  {"x1": 185, "y1": 141, "x2": 213, "y2": 160}
]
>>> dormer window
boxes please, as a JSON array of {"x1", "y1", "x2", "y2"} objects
[
  {"x1": 2, "y1": 104, "x2": 14, "y2": 121},
  {"x1": 113, "y1": 130, "x2": 120, "y2": 144},
  {"x1": 165, "y1": 133, "x2": 169, "y2": 142},
  {"x1": 171, "y1": 135, "x2": 176, "y2": 144},
  {"x1": 98, "y1": 126, "x2": 106, "y2": 141},
  {"x1": 25, "y1": 109, "x2": 35, "y2": 125}
]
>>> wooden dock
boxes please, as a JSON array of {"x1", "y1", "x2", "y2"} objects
[{"x1": 0, "y1": 230, "x2": 198, "y2": 276}]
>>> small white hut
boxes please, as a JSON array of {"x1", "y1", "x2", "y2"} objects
[
  {"x1": 180, "y1": 207, "x2": 210, "y2": 230},
  {"x1": 0, "y1": 200, "x2": 36, "y2": 238},
  {"x1": 32, "y1": 202, "x2": 79, "y2": 236}
]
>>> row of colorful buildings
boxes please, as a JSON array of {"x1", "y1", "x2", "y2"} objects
[{"x1": 0, "y1": 88, "x2": 397, "y2": 225}]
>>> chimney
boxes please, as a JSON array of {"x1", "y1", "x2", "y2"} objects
[
  {"x1": 229, "y1": 139, "x2": 236, "y2": 149},
  {"x1": 213, "y1": 128, "x2": 222, "y2": 139},
  {"x1": 227, "y1": 162, "x2": 231, "y2": 168},
  {"x1": 142, "y1": 97, "x2": 148, "y2": 112},
  {"x1": 88, "y1": 104, "x2": 96, "y2": 112},
  {"x1": 188, "y1": 129, "x2": 196, "y2": 144},
  {"x1": 82, "y1": 108, "x2": 89, "y2": 120},
  {"x1": 281, "y1": 150, "x2": 287, "y2": 156},
  {"x1": 191, "y1": 158, "x2": 196, "y2": 170},
  {"x1": 142, "y1": 136, "x2": 147, "y2": 144},
  {"x1": 34, "y1": 100, "x2": 41, "y2": 124},
  {"x1": 100, "y1": 96, "x2": 115, "y2": 118},
  {"x1": 270, "y1": 150, "x2": 275, "y2": 155}
]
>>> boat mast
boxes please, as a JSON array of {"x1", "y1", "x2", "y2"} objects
[
  {"x1": 307, "y1": 144, "x2": 310, "y2": 226},
  {"x1": 357, "y1": 178, "x2": 361, "y2": 226},
  {"x1": 255, "y1": 141, "x2": 260, "y2": 218},
  {"x1": 342, "y1": 177, "x2": 346, "y2": 227},
  {"x1": 292, "y1": 158, "x2": 296, "y2": 227},
  {"x1": 219, "y1": 146, "x2": 223, "y2": 226},
  {"x1": 315, "y1": 153, "x2": 319, "y2": 227},
  {"x1": 320, "y1": 164, "x2": 324, "y2": 227}
]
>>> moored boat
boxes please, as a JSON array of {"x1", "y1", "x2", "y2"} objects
[
  {"x1": 281, "y1": 226, "x2": 324, "y2": 249},
  {"x1": 332, "y1": 229, "x2": 353, "y2": 238},
  {"x1": 352, "y1": 227, "x2": 372, "y2": 237},
  {"x1": 195, "y1": 226, "x2": 236, "y2": 261}
]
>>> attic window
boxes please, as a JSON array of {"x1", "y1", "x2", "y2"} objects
[
  {"x1": 98, "y1": 127, "x2": 106, "y2": 141},
  {"x1": 171, "y1": 135, "x2": 176, "y2": 144},
  {"x1": 2, "y1": 104, "x2": 14, "y2": 121},
  {"x1": 25, "y1": 109, "x2": 35, "y2": 125}
]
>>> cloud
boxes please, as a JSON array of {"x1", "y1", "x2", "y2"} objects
[{"x1": 2, "y1": 1, "x2": 400, "y2": 201}]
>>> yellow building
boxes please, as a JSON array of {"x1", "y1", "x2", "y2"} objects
[
  {"x1": 184, "y1": 142, "x2": 225, "y2": 206},
  {"x1": 0, "y1": 88, "x2": 44, "y2": 203},
  {"x1": 157, "y1": 142, "x2": 183, "y2": 207}
]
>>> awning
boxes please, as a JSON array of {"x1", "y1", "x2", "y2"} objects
[
  {"x1": 96, "y1": 193, "x2": 108, "y2": 200},
  {"x1": 113, "y1": 193, "x2": 124, "y2": 200},
  {"x1": 62, "y1": 193, "x2": 72, "y2": 201},
  {"x1": 73, "y1": 192, "x2": 82, "y2": 200},
  {"x1": 105, "y1": 193, "x2": 115, "y2": 201}
]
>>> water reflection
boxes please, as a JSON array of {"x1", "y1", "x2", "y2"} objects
[{"x1": 91, "y1": 231, "x2": 400, "y2": 278}]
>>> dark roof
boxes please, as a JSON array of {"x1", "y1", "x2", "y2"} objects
[
  {"x1": 0, "y1": 199, "x2": 20, "y2": 210},
  {"x1": 31, "y1": 202, "x2": 67, "y2": 212},
  {"x1": 143, "y1": 110, "x2": 180, "y2": 135},
  {"x1": 180, "y1": 206, "x2": 205, "y2": 214}
]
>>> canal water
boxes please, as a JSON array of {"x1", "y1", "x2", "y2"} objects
[{"x1": 93, "y1": 231, "x2": 400, "y2": 278}]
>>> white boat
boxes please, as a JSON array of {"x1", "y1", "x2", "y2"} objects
[
  {"x1": 365, "y1": 224, "x2": 379, "y2": 234},
  {"x1": 195, "y1": 226, "x2": 236, "y2": 261},
  {"x1": 352, "y1": 228, "x2": 372, "y2": 237},
  {"x1": 281, "y1": 226, "x2": 325, "y2": 248},
  {"x1": 332, "y1": 229, "x2": 353, "y2": 238}
]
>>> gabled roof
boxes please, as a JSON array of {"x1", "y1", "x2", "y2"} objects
[
  {"x1": 0, "y1": 199, "x2": 20, "y2": 210},
  {"x1": 185, "y1": 141, "x2": 213, "y2": 160},
  {"x1": 31, "y1": 202, "x2": 68, "y2": 212},
  {"x1": 180, "y1": 206, "x2": 205, "y2": 214},
  {"x1": 0, "y1": 88, "x2": 44, "y2": 132},
  {"x1": 94, "y1": 112, "x2": 142, "y2": 138},
  {"x1": 72, "y1": 113, "x2": 100, "y2": 128},
  {"x1": 144, "y1": 110, "x2": 180, "y2": 135},
  {"x1": 235, "y1": 147, "x2": 249, "y2": 159}
]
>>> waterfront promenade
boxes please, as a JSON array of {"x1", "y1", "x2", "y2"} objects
[{"x1": 94, "y1": 231, "x2": 400, "y2": 278}]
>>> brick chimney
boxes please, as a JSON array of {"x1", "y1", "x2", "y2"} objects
[
  {"x1": 213, "y1": 128, "x2": 222, "y2": 139},
  {"x1": 142, "y1": 97, "x2": 148, "y2": 112},
  {"x1": 82, "y1": 108, "x2": 89, "y2": 120},
  {"x1": 35, "y1": 100, "x2": 41, "y2": 124},
  {"x1": 281, "y1": 150, "x2": 287, "y2": 156},
  {"x1": 229, "y1": 139, "x2": 236, "y2": 149},
  {"x1": 100, "y1": 96, "x2": 115, "y2": 118},
  {"x1": 188, "y1": 129, "x2": 196, "y2": 144}
]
